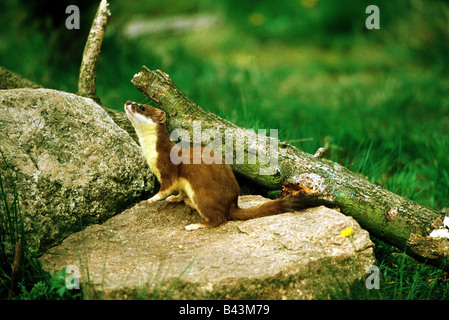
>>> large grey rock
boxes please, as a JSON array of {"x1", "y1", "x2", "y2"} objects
[
  {"x1": 40, "y1": 195, "x2": 375, "y2": 300},
  {"x1": 0, "y1": 88, "x2": 155, "y2": 251}
]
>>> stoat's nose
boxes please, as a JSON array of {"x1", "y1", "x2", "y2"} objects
[
  {"x1": 124, "y1": 101, "x2": 133, "y2": 112},
  {"x1": 125, "y1": 100, "x2": 135, "y2": 108}
]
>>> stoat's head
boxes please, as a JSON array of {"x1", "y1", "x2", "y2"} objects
[{"x1": 124, "y1": 101, "x2": 166, "y2": 131}]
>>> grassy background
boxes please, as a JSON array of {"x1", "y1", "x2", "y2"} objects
[{"x1": 1, "y1": 0, "x2": 448, "y2": 299}]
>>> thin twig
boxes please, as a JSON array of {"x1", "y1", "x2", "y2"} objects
[
  {"x1": 77, "y1": 0, "x2": 110, "y2": 102},
  {"x1": 8, "y1": 241, "x2": 22, "y2": 299}
]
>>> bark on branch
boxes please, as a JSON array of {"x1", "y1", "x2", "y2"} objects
[
  {"x1": 131, "y1": 66, "x2": 449, "y2": 270},
  {"x1": 76, "y1": 1, "x2": 139, "y2": 142},
  {"x1": 77, "y1": 0, "x2": 110, "y2": 102}
]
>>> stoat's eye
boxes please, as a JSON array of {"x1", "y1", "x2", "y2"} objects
[{"x1": 139, "y1": 106, "x2": 145, "y2": 112}]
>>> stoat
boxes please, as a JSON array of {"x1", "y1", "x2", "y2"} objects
[{"x1": 125, "y1": 101, "x2": 332, "y2": 231}]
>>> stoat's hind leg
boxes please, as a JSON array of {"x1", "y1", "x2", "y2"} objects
[
  {"x1": 184, "y1": 223, "x2": 205, "y2": 231},
  {"x1": 184, "y1": 208, "x2": 227, "y2": 231},
  {"x1": 185, "y1": 221, "x2": 220, "y2": 231}
]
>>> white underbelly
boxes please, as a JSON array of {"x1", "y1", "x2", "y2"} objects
[{"x1": 140, "y1": 135, "x2": 161, "y2": 182}]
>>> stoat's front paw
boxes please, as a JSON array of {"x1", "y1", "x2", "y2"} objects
[
  {"x1": 147, "y1": 196, "x2": 161, "y2": 204},
  {"x1": 166, "y1": 195, "x2": 180, "y2": 202}
]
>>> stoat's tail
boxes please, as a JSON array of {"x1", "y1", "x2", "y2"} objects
[{"x1": 229, "y1": 194, "x2": 334, "y2": 221}]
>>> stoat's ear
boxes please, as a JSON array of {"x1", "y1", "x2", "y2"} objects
[{"x1": 155, "y1": 109, "x2": 166, "y2": 124}]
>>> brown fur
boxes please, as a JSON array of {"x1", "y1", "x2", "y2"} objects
[{"x1": 125, "y1": 101, "x2": 333, "y2": 230}]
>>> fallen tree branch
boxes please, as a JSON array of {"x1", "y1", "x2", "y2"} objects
[
  {"x1": 77, "y1": 0, "x2": 110, "y2": 102},
  {"x1": 131, "y1": 66, "x2": 449, "y2": 270}
]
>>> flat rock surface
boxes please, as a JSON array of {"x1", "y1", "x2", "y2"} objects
[{"x1": 41, "y1": 195, "x2": 375, "y2": 299}]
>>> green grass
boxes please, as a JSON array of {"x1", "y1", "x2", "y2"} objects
[
  {"x1": 1, "y1": 0, "x2": 448, "y2": 299},
  {"x1": 0, "y1": 150, "x2": 82, "y2": 299},
  {"x1": 314, "y1": 238, "x2": 449, "y2": 300}
]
